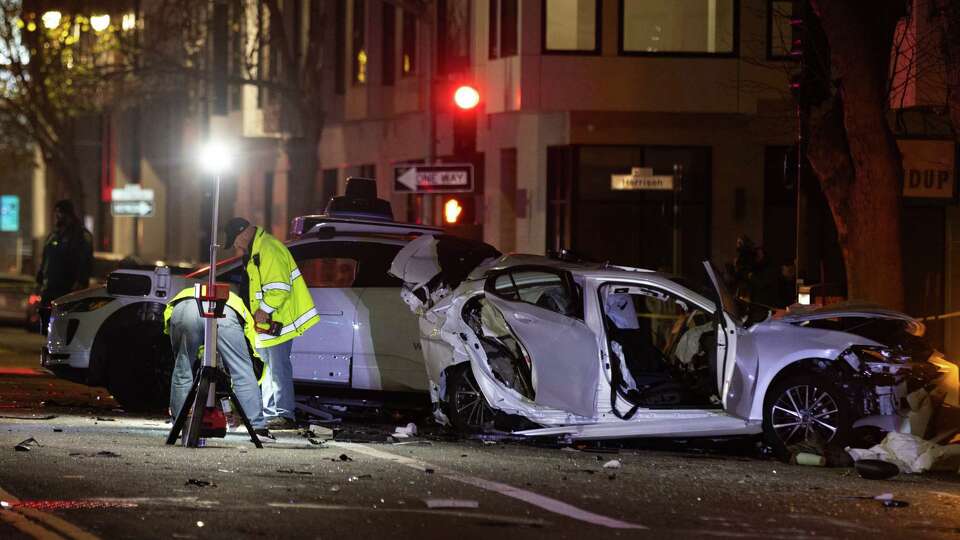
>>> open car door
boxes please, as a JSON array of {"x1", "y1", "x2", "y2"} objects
[
  {"x1": 702, "y1": 261, "x2": 742, "y2": 410},
  {"x1": 484, "y1": 270, "x2": 599, "y2": 418}
]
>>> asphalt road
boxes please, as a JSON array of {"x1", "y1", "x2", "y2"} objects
[{"x1": 2, "y1": 325, "x2": 960, "y2": 539}]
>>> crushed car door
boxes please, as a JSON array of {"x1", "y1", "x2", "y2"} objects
[
  {"x1": 484, "y1": 269, "x2": 599, "y2": 418},
  {"x1": 702, "y1": 261, "x2": 741, "y2": 410}
]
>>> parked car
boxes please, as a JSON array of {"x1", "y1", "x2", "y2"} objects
[
  {"x1": 0, "y1": 274, "x2": 40, "y2": 328},
  {"x1": 42, "y1": 216, "x2": 445, "y2": 412},
  {"x1": 390, "y1": 236, "x2": 959, "y2": 453}
]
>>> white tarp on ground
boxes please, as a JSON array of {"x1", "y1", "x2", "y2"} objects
[{"x1": 848, "y1": 432, "x2": 960, "y2": 474}]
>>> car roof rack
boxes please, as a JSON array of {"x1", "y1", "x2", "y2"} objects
[{"x1": 302, "y1": 216, "x2": 442, "y2": 239}]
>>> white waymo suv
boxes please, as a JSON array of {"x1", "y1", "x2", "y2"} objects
[{"x1": 42, "y1": 215, "x2": 446, "y2": 412}]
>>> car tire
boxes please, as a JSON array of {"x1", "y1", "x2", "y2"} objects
[
  {"x1": 103, "y1": 328, "x2": 173, "y2": 413},
  {"x1": 762, "y1": 373, "x2": 852, "y2": 458},
  {"x1": 444, "y1": 363, "x2": 495, "y2": 433}
]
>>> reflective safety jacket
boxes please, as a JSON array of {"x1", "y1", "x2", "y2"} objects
[
  {"x1": 246, "y1": 227, "x2": 319, "y2": 348},
  {"x1": 163, "y1": 287, "x2": 261, "y2": 360}
]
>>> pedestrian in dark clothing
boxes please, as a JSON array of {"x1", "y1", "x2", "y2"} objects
[
  {"x1": 749, "y1": 247, "x2": 782, "y2": 308},
  {"x1": 36, "y1": 200, "x2": 93, "y2": 333},
  {"x1": 733, "y1": 235, "x2": 756, "y2": 299}
]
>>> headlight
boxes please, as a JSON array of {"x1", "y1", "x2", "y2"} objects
[{"x1": 57, "y1": 297, "x2": 114, "y2": 313}]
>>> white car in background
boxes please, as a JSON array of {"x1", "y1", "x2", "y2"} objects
[{"x1": 42, "y1": 216, "x2": 453, "y2": 412}]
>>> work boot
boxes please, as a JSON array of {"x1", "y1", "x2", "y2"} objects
[{"x1": 265, "y1": 417, "x2": 297, "y2": 430}]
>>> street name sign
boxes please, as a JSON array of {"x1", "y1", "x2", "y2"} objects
[
  {"x1": 611, "y1": 167, "x2": 675, "y2": 191},
  {"x1": 111, "y1": 184, "x2": 155, "y2": 217},
  {"x1": 394, "y1": 164, "x2": 473, "y2": 193}
]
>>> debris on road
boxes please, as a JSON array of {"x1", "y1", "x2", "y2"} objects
[
  {"x1": 393, "y1": 422, "x2": 418, "y2": 439},
  {"x1": 53, "y1": 428, "x2": 63, "y2": 432},
  {"x1": 185, "y1": 479, "x2": 215, "y2": 488},
  {"x1": 307, "y1": 424, "x2": 335, "y2": 439},
  {"x1": 277, "y1": 469, "x2": 313, "y2": 475},
  {"x1": 793, "y1": 452, "x2": 826, "y2": 467},
  {"x1": 307, "y1": 438, "x2": 327, "y2": 447},
  {"x1": 95, "y1": 417, "x2": 115, "y2": 422},
  {"x1": 329, "y1": 485, "x2": 341, "y2": 492},
  {"x1": 348, "y1": 474, "x2": 372, "y2": 482},
  {"x1": 424, "y1": 499, "x2": 480, "y2": 509},
  {"x1": 338, "y1": 453, "x2": 353, "y2": 462},
  {"x1": 883, "y1": 499, "x2": 910, "y2": 508},
  {"x1": 847, "y1": 432, "x2": 960, "y2": 474},
  {"x1": 14, "y1": 437, "x2": 40, "y2": 452},
  {"x1": 602, "y1": 459, "x2": 622, "y2": 470},
  {"x1": 854, "y1": 459, "x2": 900, "y2": 480}
]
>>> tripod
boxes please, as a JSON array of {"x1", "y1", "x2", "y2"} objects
[{"x1": 165, "y1": 355, "x2": 263, "y2": 448}]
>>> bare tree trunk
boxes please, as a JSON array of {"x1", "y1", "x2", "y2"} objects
[
  {"x1": 936, "y1": 0, "x2": 960, "y2": 140},
  {"x1": 809, "y1": 0, "x2": 906, "y2": 310}
]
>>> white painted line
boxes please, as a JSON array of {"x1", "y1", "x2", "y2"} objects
[
  {"x1": 267, "y1": 503, "x2": 548, "y2": 527},
  {"x1": 0, "y1": 485, "x2": 100, "y2": 540},
  {"x1": 331, "y1": 442, "x2": 646, "y2": 530}
]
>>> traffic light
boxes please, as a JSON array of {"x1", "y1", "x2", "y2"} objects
[
  {"x1": 444, "y1": 198, "x2": 463, "y2": 224},
  {"x1": 441, "y1": 196, "x2": 474, "y2": 226},
  {"x1": 453, "y1": 85, "x2": 480, "y2": 110},
  {"x1": 451, "y1": 85, "x2": 479, "y2": 156}
]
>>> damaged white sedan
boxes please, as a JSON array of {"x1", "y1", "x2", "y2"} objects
[{"x1": 391, "y1": 236, "x2": 959, "y2": 454}]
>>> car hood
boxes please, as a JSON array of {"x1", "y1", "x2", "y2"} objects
[
  {"x1": 776, "y1": 302, "x2": 926, "y2": 338},
  {"x1": 778, "y1": 303, "x2": 917, "y2": 323},
  {"x1": 52, "y1": 286, "x2": 107, "y2": 305}
]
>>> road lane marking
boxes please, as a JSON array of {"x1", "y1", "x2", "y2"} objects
[
  {"x1": 331, "y1": 442, "x2": 646, "y2": 530},
  {"x1": 267, "y1": 503, "x2": 549, "y2": 526},
  {"x1": 0, "y1": 485, "x2": 100, "y2": 540}
]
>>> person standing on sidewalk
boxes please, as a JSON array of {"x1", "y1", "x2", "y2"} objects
[
  {"x1": 224, "y1": 218, "x2": 319, "y2": 430},
  {"x1": 36, "y1": 200, "x2": 93, "y2": 334}
]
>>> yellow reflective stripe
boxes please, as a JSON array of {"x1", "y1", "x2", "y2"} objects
[
  {"x1": 262, "y1": 282, "x2": 291, "y2": 292},
  {"x1": 278, "y1": 307, "x2": 319, "y2": 336}
]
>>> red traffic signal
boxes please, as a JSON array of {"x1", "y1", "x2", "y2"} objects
[{"x1": 453, "y1": 85, "x2": 480, "y2": 110}]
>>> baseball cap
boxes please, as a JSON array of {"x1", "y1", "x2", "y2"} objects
[{"x1": 224, "y1": 217, "x2": 251, "y2": 248}]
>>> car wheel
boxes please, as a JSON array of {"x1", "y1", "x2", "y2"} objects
[
  {"x1": 445, "y1": 363, "x2": 495, "y2": 433},
  {"x1": 104, "y1": 329, "x2": 173, "y2": 413},
  {"x1": 762, "y1": 373, "x2": 852, "y2": 457}
]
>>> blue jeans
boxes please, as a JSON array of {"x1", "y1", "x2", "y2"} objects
[
  {"x1": 257, "y1": 339, "x2": 295, "y2": 421},
  {"x1": 169, "y1": 302, "x2": 265, "y2": 429}
]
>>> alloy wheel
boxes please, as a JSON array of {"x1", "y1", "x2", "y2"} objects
[
  {"x1": 453, "y1": 372, "x2": 492, "y2": 430},
  {"x1": 769, "y1": 384, "x2": 840, "y2": 447}
]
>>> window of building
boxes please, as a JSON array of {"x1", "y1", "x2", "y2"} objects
[
  {"x1": 620, "y1": 0, "x2": 737, "y2": 56},
  {"x1": 438, "y1": 0, "x2": 471, "y2": 74},
  {"x1": 543, "y1": 0, "x2": 600, "y2": 53},
  {"x1": 352, "y1": 0, "x2": 367, "y2": 85},
  {"x1": 767, "y1": 0, "x2": 795, "y2": 60},
  {"x1": 489, "y1": 0, "x2": 518, "y2": 59},
  {"x1": 382, "y1": 3, "x2": 396, "y2": 85},
  {"x1": 402, "y1": 10, "x2": 417, "y2": 75}
]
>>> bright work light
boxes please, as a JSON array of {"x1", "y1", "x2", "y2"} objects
[
  {"x1": 41, "y1": 11, "x2": 61, "y2": 29},
  {"x1": 198, "y1": 140, "x2": 234, "y2": 175},
  {"x1": 90, "y1": 14, "x2": 110, "y2": 32}
]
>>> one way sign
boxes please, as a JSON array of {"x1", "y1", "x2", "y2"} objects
[{"x1": 393, "y1": 164, "x2": 473, "y2": 193}]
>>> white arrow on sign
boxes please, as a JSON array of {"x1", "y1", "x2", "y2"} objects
[{"x1": 397, "y1": 167, "x2": 418, "y2": 191}]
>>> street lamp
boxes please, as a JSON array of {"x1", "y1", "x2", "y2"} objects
[
  {"x1": 90, "y1": 14, "x2": 110, "y2": 32},
  {"x1": 187, "y1": 139, "x2": 233, "y2": 445},
  {"x1": 41, "y1": 11, "x2": 62, "y2": 29}
]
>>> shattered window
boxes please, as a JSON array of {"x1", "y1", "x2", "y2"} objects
[{"x1": 490, "y1": 270, "x2": 575, "y2": 316}]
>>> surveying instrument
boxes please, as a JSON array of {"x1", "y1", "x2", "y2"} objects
[{"x1": 165, "y1": 141, "x2": 262, "y2": 448}]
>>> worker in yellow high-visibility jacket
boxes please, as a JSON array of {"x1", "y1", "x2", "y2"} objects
[
  {"x1": 164, "y1": 286, "x2": 268, "y2": 435},
  {"x1": 224, "y1": 218, "x2": 319, "y2": 430}
]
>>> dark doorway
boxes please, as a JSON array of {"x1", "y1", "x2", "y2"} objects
[{"x1": 547, "y1": 145, "x2": 711, "y2": 278}]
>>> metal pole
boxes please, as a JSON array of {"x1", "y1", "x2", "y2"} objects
[
  {"x1": 672, "y1": 164, "x2": 683, "y2": 275},
  {"x1": 205, "y1": 172, "x2": 221, "y2": 372}
]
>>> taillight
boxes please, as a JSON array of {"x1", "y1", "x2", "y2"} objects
[{"x1": 28, "y1": 294, "x2": 40, "y2": 305}]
